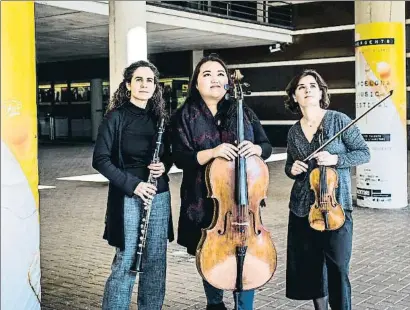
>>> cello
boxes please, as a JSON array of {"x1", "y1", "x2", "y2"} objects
[{"x1": 196, "y1": 70, "x2": 277, "y2": 307}]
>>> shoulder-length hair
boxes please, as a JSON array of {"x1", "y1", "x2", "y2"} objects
[
  {"x1": 184, "y1": 53, "x2": 257, "y2": 128},
  {"x1": 105, "y1": 60, "x2": 168, "y2": 123},
  {"x1": 284, "y1": 69, "x2": 330, "y2": 114}
]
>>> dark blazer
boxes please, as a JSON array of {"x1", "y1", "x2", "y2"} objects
[{"x1": 92, "y1": 106, "x2": 174, "y2": 251}]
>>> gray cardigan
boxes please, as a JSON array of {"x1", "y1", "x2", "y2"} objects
[{"x1": 285, "y1": 110, "x2": 371, "y2": 217}]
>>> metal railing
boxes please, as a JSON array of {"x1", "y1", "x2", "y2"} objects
[{"x1": 147, "y1": 1, "x2": 293, "y2": 29}]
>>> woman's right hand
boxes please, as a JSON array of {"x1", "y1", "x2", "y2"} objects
[
  {"x1": 291, "y1": 160, "x2": 308, "y2": 176},
  {"x1": 212, "y1": 143, "x2": 239, "y2": 161},
  {"x1": 134, "y1": 182, "x2": 157, "y2": 204}
]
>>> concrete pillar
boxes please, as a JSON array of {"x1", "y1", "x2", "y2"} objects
[
  {"x1": 354, "y1": 1, "x2": 407, "y2": 209},
  {"x1": 91, "y1": 78, "x2": 103, "y2": 142},
  {"x1": 109, "y1": 1, "x2": 147, "y2": 97},
  {"x1": 355, "y1": 1, "x2": 404, "y2": 24},
  {"x1": 191, "y1": 50, "x2": 204, "y2": 74}
]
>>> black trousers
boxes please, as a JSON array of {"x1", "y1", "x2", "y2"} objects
[{"x1": 286, "y1": 210, "x2": 353, "y2": 310}]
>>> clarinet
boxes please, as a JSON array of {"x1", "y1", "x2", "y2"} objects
[{"x1": 130, "y1": 118, "x2": 165, "y2": 273}]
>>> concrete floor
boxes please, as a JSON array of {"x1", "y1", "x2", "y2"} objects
[{"x1": 38, "y1": 144, "x2": 410, "y2": 310}]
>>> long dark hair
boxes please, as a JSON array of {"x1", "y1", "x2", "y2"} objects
[
  {"x1": 106, "y1": 60, "x2": 168, "y2": 122},
  {"x1": 184, "y1": 53, "x2": 256, "y2": 129},
  {"x1": 284, "y1": 69, "x2": 330, "y2": 114}
]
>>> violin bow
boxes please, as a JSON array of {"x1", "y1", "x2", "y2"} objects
[{"x1": 303, "y1": 89, "x2": 393, "y2": 163}]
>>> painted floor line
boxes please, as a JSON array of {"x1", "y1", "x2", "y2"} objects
[
  {"x1": 38, "y1": 185, "x2": 56, "y2": 190},
  {"x1": 56, "y1": 152, "x2": 287, "y2": 183},
  {"x1": 266, "y1": 152, "x2": 287, "y2": 162},
  {"x1": 57, "y1": 174, "x2": 108, "y2": 182}
]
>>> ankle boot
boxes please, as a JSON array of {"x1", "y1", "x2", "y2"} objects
[{"x1": 206, "y1": 302, "x2": 228, "y2": 310}]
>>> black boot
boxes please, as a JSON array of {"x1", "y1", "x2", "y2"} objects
[{"x1": 206, "y1": 302, "x2": 228, "y2": 310}]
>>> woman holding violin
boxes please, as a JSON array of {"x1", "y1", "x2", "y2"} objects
[
  {"x1": 283, "y1": 69, "x2": 370, "y2": 310},
  {"x1": 171, "y1": 54, "x2": 273, "y2": 310}
]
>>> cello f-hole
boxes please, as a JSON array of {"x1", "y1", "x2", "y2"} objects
[
  {"x1": 248, "y1": 210, "x2": 262, "y2": 236},
  {"x1": 217, "y1": 211, "x2": 232, "y2": 235}
]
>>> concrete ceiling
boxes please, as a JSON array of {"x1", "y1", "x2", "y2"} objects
[
  {"x1": 35, "y1": 4, "x2": 109, "y2": 62},
  {"x1": 34, "y1": 2, "x2": 293, "y2": 63}
]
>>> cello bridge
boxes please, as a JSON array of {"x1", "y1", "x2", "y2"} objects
[{"x1": 232, "y1": 222, "x2": 250, "y2": 226}]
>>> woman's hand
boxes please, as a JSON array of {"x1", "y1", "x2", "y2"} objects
[
  {"x1": 134, "y1": 182, "x2": 157, "y2": 204},
  {"x1": 291, "y1": 160, "x2": 308, "y2": 176},
  {"x1": 237, "y1": 140, "x2": 262, "y2": 158},
  {"x1": 212, "y1": 143, "x2": 238, "y2": 161},
  {"x1": 312, "y1": 151, "x2": 338, "y2": 166},
  {"x1": 148, "y1": 162, "x2": 166, "y2": 178}
]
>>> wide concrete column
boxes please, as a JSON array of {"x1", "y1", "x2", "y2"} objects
[
  {"x1": 354, "y1": 1, "x2": 407, "y2": 209},
  {"x1": 91, "y1": 78, "x2": 103, "y2": 142},
  {"x1": 355, "y1": 1, "x2": 404, "y2": 24},
  {"x1": 109, "y1": 1, "x2": 147, "y2": 96}
]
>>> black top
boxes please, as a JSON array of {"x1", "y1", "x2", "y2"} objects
[
  {"x1": 121, "y1": 102, "x2": 170, "y2": 193},
  {"x1": 93, "y1": 101, "x2": 172, "y2": 195},
  {"x1": 92, "y1": 102, "x2": 174, "y2": 250},
  {"x1": 172, "y1": 99, "x2": 272, "y2": 255}
]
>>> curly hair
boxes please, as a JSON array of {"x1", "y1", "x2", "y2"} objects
[
  {"x1": 105, "y1": 60, "x2": 168, "y2": 123},
  {"x1": 284, "y1": 69, "x2": 330, "y2": 114},
  {"x1": 184, "y1": 53, "x2": 256, "y2": 129}
]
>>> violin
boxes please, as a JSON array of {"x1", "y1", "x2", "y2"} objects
[
  {"x1": 308, "y1": 126, "x2": 345, "y2": 231},
  {"x1": 195, "y1": 70, "x2": 277, "y2": 308},
  {"x1": 304, "y1": 90, "x2": 393, "y2": 231}
]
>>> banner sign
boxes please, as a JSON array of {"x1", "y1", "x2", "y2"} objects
[
  {"x1": 1, "y1": 2, "x2": 41, "y2": 309},
  {"x1": 355, "y1": 22, "x2": 407, "y2": 209}
]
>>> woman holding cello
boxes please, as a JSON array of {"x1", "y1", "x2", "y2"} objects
[
  {"x1": 171, "y1": 54, "x2": 273, "y2": 310},
  {"x1": 284, "y1": 69, "x2": 370, "y2": 310}
]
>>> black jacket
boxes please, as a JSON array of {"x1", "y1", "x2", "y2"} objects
[{"x1": 92, "y1": 105, "x2": 174, "y2": 250}]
